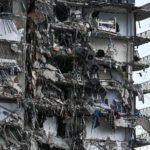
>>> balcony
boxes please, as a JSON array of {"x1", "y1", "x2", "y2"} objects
[
  {"x1": 138, "y1": 81, "x2": 150, "y2": 94},
  {"x1": 139, "y1": 107, "x2": 150, "y2": 119},
  {"x1": 133, "y1": 53, "x2": 150, "y2": 71},
  {"x1": 135, "y1": 30, "x2": 150, "y2": 46},
  {"x1": 134, "y1": 3, "x2": 150, "y2": 21},
  {"x1": 134, "y1": 133, "x2": 150, "y2": 148}
]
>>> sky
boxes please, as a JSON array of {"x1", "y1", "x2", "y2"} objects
[{"x1": 134, "y1": 0, "x2": 150, "y2": 150}]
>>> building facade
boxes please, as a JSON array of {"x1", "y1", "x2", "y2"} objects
[{"x1": 0, "y1": 0, "x2": 149, "y2": 150}]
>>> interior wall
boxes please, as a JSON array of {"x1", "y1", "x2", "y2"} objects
[{"x1": 90, "y1": 38, "x2": 128, "y2": 62}]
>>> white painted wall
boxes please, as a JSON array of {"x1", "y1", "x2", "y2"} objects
[
  {"x1": 90, "y1": 38, "x2": 128, "y2": 62},
  {"x1": 85, "y1": 118, "x2": 132, "y2": 141}
]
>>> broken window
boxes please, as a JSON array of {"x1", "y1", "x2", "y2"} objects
[
  {"x1": 54, "y1": 58, "x2": 74, "y2": 73},
  {"x1": 54, "y1": 2, "x2": 70, "y2": 22}
]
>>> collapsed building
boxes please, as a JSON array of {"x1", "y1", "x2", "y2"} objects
[{"x1": 0, "y1": 0, "x2": 150, "y2": 149}]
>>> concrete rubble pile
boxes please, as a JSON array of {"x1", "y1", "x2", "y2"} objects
[{"x1": 0, "y1": 0, "x2": 150, "y2": 150}]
